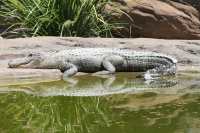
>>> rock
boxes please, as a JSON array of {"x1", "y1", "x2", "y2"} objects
[
  {"x1": 105, "y1": 0, "x2": 200, "y2": 39},
  {"x1": 170, "y1": 0, "x2": 200, "y2": 11},
  {"x1": 0, "y1": 68, "x2": 62, "y2": 86},
  {"x1": 0, "y1": 37, "x2": 199, "y2": 83},
  {"x1": 0, "y1": 37, "x2": 199, "y2": 66}
]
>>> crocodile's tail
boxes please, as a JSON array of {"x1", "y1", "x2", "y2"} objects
[{"x1": 144, "y1": 64, "x2": 177, "y2": 80}]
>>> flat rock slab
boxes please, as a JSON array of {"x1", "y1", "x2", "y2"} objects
[
  {"x1": 0, "y1": 37, "x2": 200, "y2": 65},
  {"x1": 178, "y1": 66, "x2": 200, "y2": 72},
  {"x1": 0, "y1": 66, "x2": 199, "y2": 86},
  {"x1": 0, "y1": 68, "x2": 62, "y2": 86},
  {"x1": 0, "y1": 37, "x2": 199, "y2": 84}
]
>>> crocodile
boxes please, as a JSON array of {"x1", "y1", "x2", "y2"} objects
[{"x1": 8, "y1": 48, "x2": 177, "y2": 79}]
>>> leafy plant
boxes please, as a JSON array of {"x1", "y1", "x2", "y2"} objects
[{"x1": 0, "y1": 0, "x2": 113, "y2": 37}]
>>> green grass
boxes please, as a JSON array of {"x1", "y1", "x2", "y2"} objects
[{"x1": 0, "y1": 0, "x2": 113, "y2": 37}]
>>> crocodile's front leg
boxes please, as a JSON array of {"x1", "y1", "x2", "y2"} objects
[{"x1": 93, "y1": 55, "x2": 124, "y2": 75}]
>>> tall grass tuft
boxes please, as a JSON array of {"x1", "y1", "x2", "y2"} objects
[{"x1": 0, "y1": 0, "x2": 113, "y2": 37}]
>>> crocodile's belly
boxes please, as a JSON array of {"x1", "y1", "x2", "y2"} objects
[
  {"x1": 127, "y1": 62, "x2": 156, "y2": 72},
  {"x1": 115, "y1": 63, "x2": 154, "y2": 72},
  {"x1": 74, "y1": 58, "x2": 103, "y2": 72}
]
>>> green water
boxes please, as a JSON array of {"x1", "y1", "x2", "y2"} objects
[{"x1": 0, "y1": 72, "x2": 200, "y2": 133}]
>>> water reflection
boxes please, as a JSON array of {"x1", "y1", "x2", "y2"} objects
[
  {"x1": 0, "y1": 94, "x2": 111, "y2": 133},
  {"x1": 1, "y1": 91, "x2": 200, "y2": 132},
  {"x1": 0, "y1": 72, "x2": 199, "y2": 133},
  {"x1": 0, "y1": 73, "x2": 179, "y2": 96}
]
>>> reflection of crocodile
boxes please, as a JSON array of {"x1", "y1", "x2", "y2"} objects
[
  {"x1": 8, "y1": 48, "x2": 177, "y2": 79},
  {"x1": 0, "y1": 73, "x2": 178, "y2": 96}
]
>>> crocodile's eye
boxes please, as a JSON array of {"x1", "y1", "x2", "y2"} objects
[{"x1": 28, "y1": 53, "x2": 33, "y2": 57}]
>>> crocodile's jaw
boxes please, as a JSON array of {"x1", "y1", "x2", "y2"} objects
[{"x1": 8, "y1": 57, "x2": 32, "y2": 68}]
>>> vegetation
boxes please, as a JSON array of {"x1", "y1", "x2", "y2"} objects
[
  {"x1": 0, "y1": 0, "x2": 113, "y2": 37},
  {"x1": 0, "y1": 92, "x2": 111, "y2": 133}
]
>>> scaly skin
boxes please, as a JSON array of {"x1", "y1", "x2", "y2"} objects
[{"x1": 8, "y1": 48, "x2": 177, "y2": 79}]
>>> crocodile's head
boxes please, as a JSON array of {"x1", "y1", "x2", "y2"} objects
[{"x1": 8, "y1": 52, "x2": 45, "y2": 68}]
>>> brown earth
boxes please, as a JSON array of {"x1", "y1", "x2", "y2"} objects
[{"x1": 106, "y1": 0, "x2": 200, "y2": 39}]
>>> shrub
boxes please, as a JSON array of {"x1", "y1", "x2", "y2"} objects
[{"x1": 0, "y1": 0, "x2": 113, "y2": 37}]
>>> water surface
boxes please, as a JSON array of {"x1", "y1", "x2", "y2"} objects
[{"x1": 0, "y1": 71, "x2": 200, "y2": 133}]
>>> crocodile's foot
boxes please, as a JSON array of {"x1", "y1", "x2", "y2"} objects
[{"x1": 144, "y1": 72, "x2": 161, "y2": 80}]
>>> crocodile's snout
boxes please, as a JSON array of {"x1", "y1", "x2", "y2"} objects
[
  {"x1": 8, "y1": 57, "x2": 32, "y2": 68},
  {"x1": 8, "y1": 60, "x2": 19, "y2": 68}
]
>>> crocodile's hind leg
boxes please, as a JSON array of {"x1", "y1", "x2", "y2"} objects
[
  {"x1": 62, "y1": 63, "x2": 78, "y2": 78},
  {"x1": 62, "y1": 63, "x2": 79, "y2": 85},
  {"x1": 144, "y1": 64, "x2": 176, "y2": 80},
  {"x1": 93, "y1": 55, "x2": 124, "y2": 75}
]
